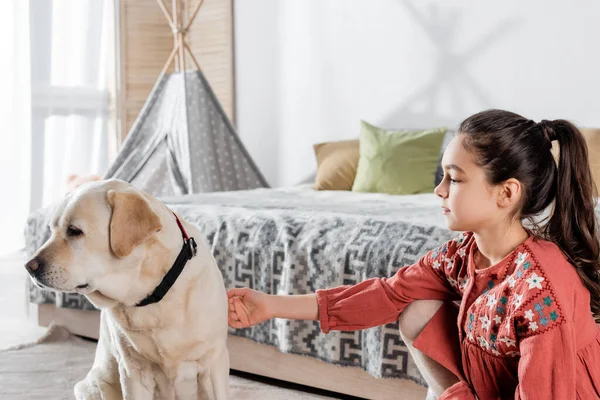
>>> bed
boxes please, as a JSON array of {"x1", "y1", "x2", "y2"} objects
[{"x1": 26, "y1": 186, "x2": 454, "y2": 399}]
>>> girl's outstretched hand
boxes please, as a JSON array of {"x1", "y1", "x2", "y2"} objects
[{"x1": 227, "y1": 287, "x2": 274, "y2": 329}]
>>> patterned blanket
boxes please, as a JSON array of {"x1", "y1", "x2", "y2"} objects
[{"x1": 25, "y1": 187, "x2": 455, "y2": 385}]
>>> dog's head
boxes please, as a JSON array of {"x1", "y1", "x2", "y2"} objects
[{"x1": 25, "y1": 179, "x2": 164, "y2": 301}]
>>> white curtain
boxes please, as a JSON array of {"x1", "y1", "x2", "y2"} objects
[
  {"x1": 30, "y1": 0, "x2": 116, "y2": 210},
  {"x1": 0, "y1": 0, "x2": 116, "y2": 255},
  {"x1": 0, "y1": 1, "x2": 32, "y2": 256}
]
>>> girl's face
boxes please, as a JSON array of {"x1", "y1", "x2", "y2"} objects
[{"x1": 434, "y1": 134, "x2": 505, "y2": 232}]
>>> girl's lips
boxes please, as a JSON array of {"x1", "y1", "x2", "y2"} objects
[{"x1": 442, "y1": 207, "x2": 450, "y2": 214}]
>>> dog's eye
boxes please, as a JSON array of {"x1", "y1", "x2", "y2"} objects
[{"x1": 67, "y1": 226, "x2": 83, "y2": 237}]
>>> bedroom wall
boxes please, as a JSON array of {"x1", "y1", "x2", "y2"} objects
[{"x1": 234, "y1": 0, "x2": 600, "y2": 187}]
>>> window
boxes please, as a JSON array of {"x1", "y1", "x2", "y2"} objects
[
  {"x1": 30, "y1": 0, "x2": 117, "y2": 209},
  {"x1": 0, "y1": 0, "x2": 117, "y2": 254}
]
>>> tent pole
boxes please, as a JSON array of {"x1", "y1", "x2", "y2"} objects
[
  {"x1": 184, "y1": 0, "x2": 205, "y2": 32},
  {"x1": 156, "y1": 0, "x2": 206, "y2": 74},
  {"x1": 179, "y1": 30, "x2": 186, "y2": 72},
  {"x1": 183, "y1": 41, "x2": 201, "y2": 71},
  {"x1": 172, "y1": 0, "x2": 186, "y2": 72},
  {"x1": 156, "y1": 0, "x2": 174, "y2": 27},
  {"x1": 159, "y1": 44, "x2": 180, "y2": 78},
  {"x1": 171, "y1": 0, "x2": 179, "y2": 71}
]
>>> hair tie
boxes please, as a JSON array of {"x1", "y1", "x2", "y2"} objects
[{"x1": 537, "y1": 120, "x2": 557, "y2": 143}]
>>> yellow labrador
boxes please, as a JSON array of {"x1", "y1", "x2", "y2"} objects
[{"x1": 25, "y1": 179, "x2": 229, "y2": 400}]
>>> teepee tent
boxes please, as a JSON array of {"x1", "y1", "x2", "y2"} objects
[{"x1": 104, "y1": 0, "x2": 269, "y2": 196}]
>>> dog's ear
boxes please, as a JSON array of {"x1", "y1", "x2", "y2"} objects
[{"x1": 106, "y1": 188, "x2": 162, "y2": 258}]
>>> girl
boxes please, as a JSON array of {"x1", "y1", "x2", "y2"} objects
[{"x1": 227, "y1": 110, "x2": 600, "y2": 399}]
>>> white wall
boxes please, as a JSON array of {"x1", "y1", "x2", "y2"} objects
[{"x1": 234, "y1": 0, "x2": 600, "y2": 187}]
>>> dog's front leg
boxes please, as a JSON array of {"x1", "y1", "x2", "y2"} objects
[
  {"x1": 198, "y1": 347, "x2": 230, "y2": 400},
  {"x1": 209, "y1": 347, "x2": 230, "y2": 400},
  {"x1": 119, "y1": 363, "x2": 155, "y2": 400},
  {"x1": 74, "y1": 314, "x2": 122, "y2": 400},
  {"x1": 173, "y1": 361, "x2": 199, "y2": 399}
]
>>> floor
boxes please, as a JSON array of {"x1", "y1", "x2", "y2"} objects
[{"x1": 0, "y1": 251, "x2": 47, "y2": 350}]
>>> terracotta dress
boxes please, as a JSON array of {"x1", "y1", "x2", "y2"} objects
[{"x1": 316, "y1": 232, "x2": 600, "y2": 399}]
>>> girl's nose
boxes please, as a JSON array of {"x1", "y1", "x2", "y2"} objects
[{"x1": 434, "y1": 182, "x2": 447, "y2": 199}]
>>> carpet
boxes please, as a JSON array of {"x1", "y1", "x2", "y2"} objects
[{"x1": 0, "y1": 323, "x2": 333, "y2": 400}]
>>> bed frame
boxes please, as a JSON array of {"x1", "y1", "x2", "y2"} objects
[{"x1": 35, "y1": 303, "x2": 427, "y2": 400}]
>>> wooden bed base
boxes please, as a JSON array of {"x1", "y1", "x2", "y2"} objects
[{"x1": 36, "y1": 304, "x2": 427, "y2": 400}]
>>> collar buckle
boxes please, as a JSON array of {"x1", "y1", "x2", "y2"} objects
[{"x1": 187, "y1": 237, "x2": 197, "y2": 258}]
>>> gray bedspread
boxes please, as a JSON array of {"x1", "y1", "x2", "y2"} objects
[{"x1": 25, "y1": 187, "x2": 455, "y2": 385}]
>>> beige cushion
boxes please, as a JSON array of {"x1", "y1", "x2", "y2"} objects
[
  {"x1": 313, "y1": 140, "x2": 360, "y2": 190},
  {"x1": 581, "y1": 128, "x2": 600, "y2": 191},
  {"x1": 552, "y1": 128, "x2": 600, "y2": 190}
]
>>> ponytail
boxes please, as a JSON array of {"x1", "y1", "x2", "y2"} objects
[{"x1": 540, "y1": 120, "x2": 600, "y2": 321}]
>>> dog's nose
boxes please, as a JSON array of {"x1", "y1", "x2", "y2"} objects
[{"x1": 25, "y1": 258, "x2": 43, "y2": 274}]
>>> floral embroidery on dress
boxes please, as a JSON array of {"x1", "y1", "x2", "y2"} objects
[
  {"x1": 427, "y1": 233, "x2": 471, "y2": 295},
  {"x1": 511, "y1": 250, "x2": 564, "y2": 339},
  {"x1": 464, "y1": 245, "x2": 564, "y2": 358}
]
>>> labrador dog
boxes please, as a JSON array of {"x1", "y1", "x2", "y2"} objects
[{"x1": 25, "y1": 179, "x2": 229, "y2": 400}]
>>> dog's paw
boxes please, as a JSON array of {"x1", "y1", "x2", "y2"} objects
[
  {"x1": 74, "y1": 380, "x2": 101, "y2": 400},
  {"x1": 74, "y1": 379, "x2": 121, "y2": 400}
]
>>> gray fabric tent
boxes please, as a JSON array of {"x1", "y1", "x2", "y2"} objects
[
  {"x1": 104, "y1": 1, "x2": 268, "y2": 196},
  {"x1": 104, "y1": 70, "x2": 269, "y2": 196}
]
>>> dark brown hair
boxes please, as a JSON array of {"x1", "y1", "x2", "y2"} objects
[{"x1": 459, "y1": 109, "x2": 600, "y2": 320}]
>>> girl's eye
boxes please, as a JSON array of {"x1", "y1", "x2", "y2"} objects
[
  {"x1": 449, "y1": 178, "x2": 460, "y2": 184},
  {"x1": 67, "y1": 226, "x2": 84, "y2": 237}
]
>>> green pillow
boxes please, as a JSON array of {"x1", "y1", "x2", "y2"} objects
[{"x1": 352, "y1": 121, "x2": 447, "y2": 195}]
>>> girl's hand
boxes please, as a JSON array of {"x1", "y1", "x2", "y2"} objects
[{"x1": 227, "y1": 287, "x2": 274, "y2": 329}]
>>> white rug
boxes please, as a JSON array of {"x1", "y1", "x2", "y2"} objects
[{"x1": 0, "y1": 323, "x2": 333, "y2": 400}]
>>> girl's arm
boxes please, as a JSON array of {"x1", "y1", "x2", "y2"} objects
[
  {"x1": 269, "y1": 294, "x2": 319, "y2": 320},
  {"x1": 317, "y1": 233, "x2": 470, "y2": 333},
  {"x1": 227, "y1": 289, "x2": 318, "y2": 328},
  {"x1": 229, "y1": 233, "x2": 471, "y2": 331}
]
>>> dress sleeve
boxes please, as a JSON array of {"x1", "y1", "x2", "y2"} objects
[
  {"x1": 513, "y1": 322, "x2": 576, "y2": 399},
  {"x1": 317, "y1": 233, "x2": 471, "y2": 333}
]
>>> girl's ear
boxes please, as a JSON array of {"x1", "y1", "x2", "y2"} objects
[{"x1": 497, "y1": 178, "x2": 523, "y2": 209}]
